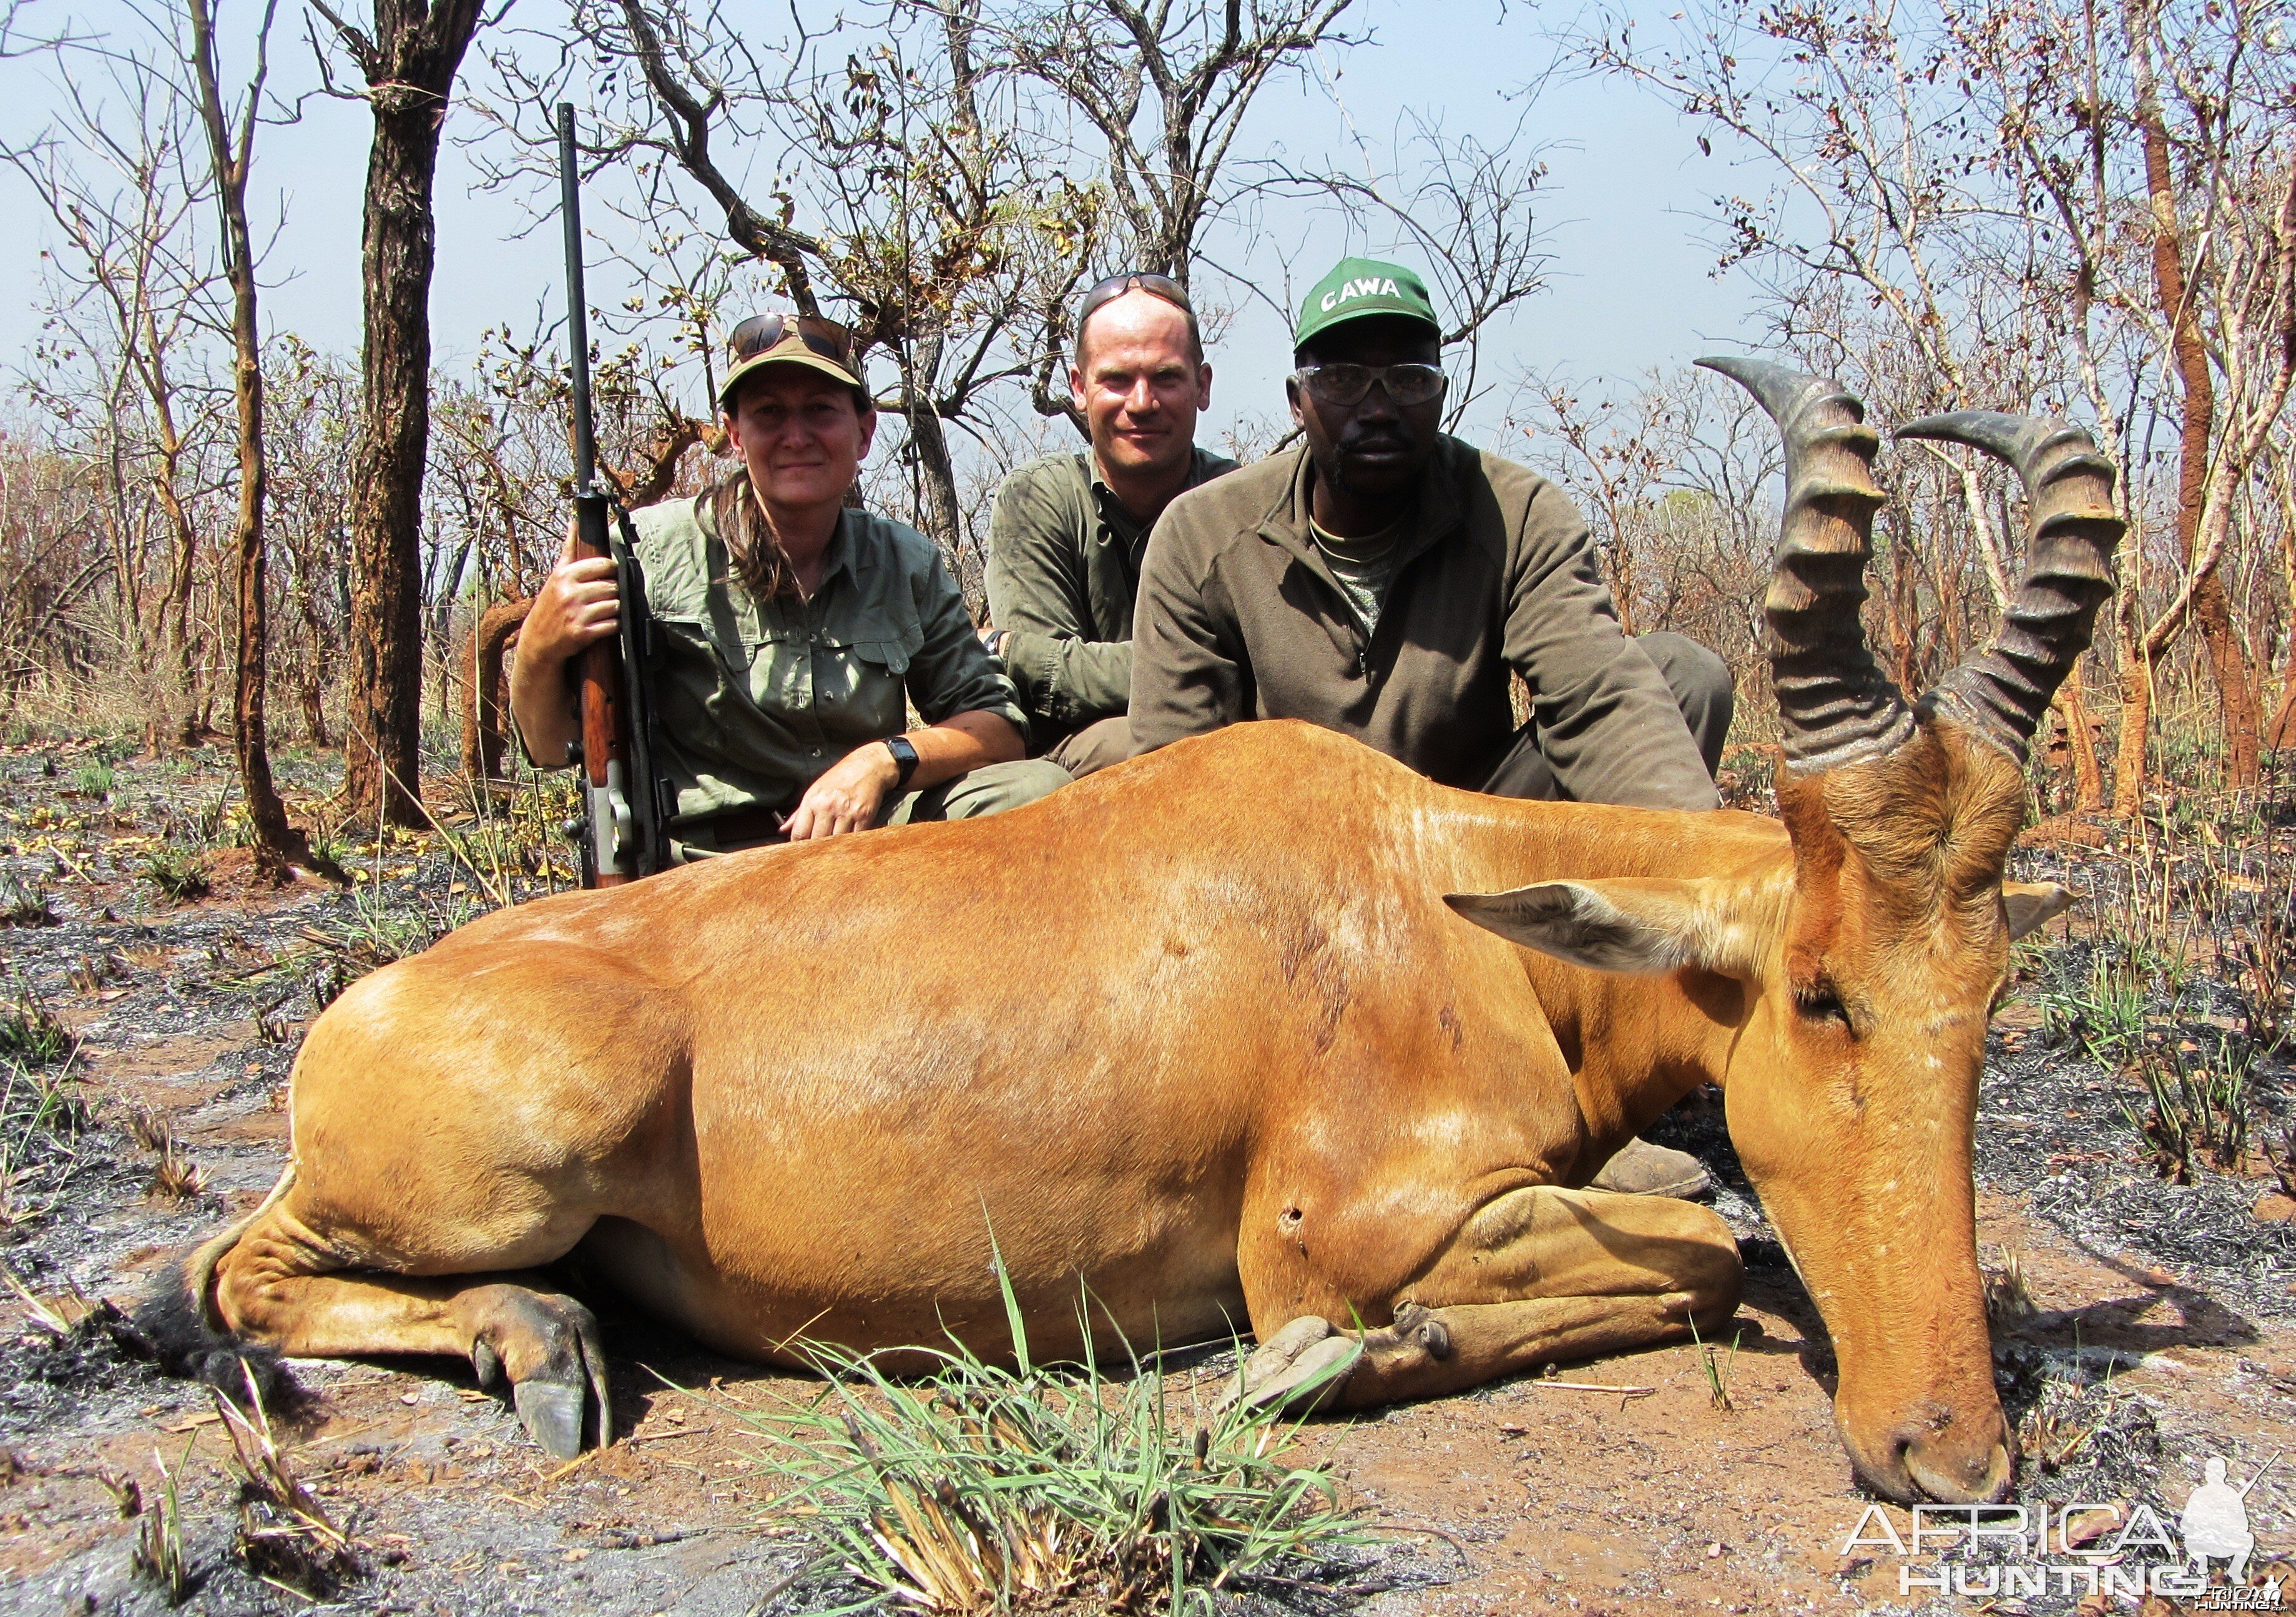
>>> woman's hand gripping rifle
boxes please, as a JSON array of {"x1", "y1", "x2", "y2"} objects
[{"x1": 560, "y1": 102, "x2": 666, "y2": 887}]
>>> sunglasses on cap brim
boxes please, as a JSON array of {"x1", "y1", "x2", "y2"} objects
[{"x1": 727, "y1": 312, "x2": 859, "y2": 368}]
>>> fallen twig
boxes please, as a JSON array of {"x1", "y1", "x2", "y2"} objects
[{"x1": 625, "y1": 1425, "x2": 708, "y2": 1446}]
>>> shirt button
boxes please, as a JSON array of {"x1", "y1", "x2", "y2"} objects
[{"x1": 810, "y1": 746, "x2": 823, "y2": 757}]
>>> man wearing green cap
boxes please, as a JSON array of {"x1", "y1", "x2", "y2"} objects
[
  {"x1": 1131, "y1": 255, "x2": 1730, "y2": 805},
  {"x1": 513, "y1": 311, "x2": 1069, "y2": 856},
  {"x1": 1127, "y1": 257, "x2": 1734, "y2": 1197}
]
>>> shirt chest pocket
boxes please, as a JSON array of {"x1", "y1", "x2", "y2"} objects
[{"x1": 798, "y1": 617, "x2": 925, "y2": 736}]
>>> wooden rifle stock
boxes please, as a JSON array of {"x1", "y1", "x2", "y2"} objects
[{"x1": 570, "y1": 497, "x2": 635, "y2": 887}]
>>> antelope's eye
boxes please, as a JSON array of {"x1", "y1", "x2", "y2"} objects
[{"x1": 1795, "y1": 983, "x2": 1852, "y2": 1030}]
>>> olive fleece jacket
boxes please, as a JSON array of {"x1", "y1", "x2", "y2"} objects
[{"x1": 1127, "y1": 436, "x2": 1721, "y2": 809}]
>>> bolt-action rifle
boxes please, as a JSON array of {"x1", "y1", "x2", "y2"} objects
[{"x1": 558, "y1": 101, "x2": 667, "y2": 886}]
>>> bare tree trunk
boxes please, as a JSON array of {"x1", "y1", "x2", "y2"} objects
[
  {"x1": 2114, "y1": 586, "x2": 2156, "y2": 818},
  {"x1": 429, "y1": 528, "x2": 474, "y2": 722},
  {"x1": 300, "y1": 628, "x2": 331, "y2": 747},
  {"x1": 146, "y1": 371, "x2": 204, "y2": 745},
  {"x1": 2275, "y1": 466, "x2": 2296, "y2": 750},
  {"x1": 2269, "y1": 674, "x2": 2296, "y2": 752},
  {"x1": 190, "y1": 0, "x2": 304, "y2": 880},
  {"x1": 323, "y1": 0, "x2": 486, "y2": 828},
  {"x1": 895, "y1": 331, "x2": 973, "y2": 607},
  {"x1": 2056, "y1": 665, "x2": 2105, "y2": 812},
  {"x1": 1881, "y1": 507, "x2": 1918, "y2": 695},
  {"x1": 2132, "y1": 12, "x2": 2262, "y2": 789}
]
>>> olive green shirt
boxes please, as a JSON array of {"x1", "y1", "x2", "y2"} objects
[
  {"x1": 985, "y1": 446, "x2": 1237, "y2": 747},
  {"x1": 1128, "y1": 436, "x2": 1720, "y2": 809},
  {"x1": 631, "y1": 494, "x2": 1028, "y2": 830}
]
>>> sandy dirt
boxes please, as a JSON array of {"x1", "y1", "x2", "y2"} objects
[{"x1": 1, "y1": 738, "x2": 2292, "y2": 1616}]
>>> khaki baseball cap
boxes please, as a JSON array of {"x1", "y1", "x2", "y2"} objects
[
  {"x1": 716, "y1": 312, "x2": 866, "y2": 413},
  {"x1": 1294, "y1": 257, "x2": 1442, "y2": 349}
]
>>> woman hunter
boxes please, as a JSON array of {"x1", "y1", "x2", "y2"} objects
[{"x1": 511, "y1": 313, "x2": 1069, "y2": 854}]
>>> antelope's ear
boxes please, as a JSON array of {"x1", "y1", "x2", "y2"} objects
[
  {"x1": 1445, "y1": 878, "x2": 1748, "y2": 975},
  {"x1": 2003, "y1": 882, "x2": 2074, "y2": 941}
]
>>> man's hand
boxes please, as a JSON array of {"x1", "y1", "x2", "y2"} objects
[
  {"x1": 783, "y1": 741, "x2": 900, "y2": 842},
  {"x1": 524, "y1": 529, "x2": 622, "y2": 670}
]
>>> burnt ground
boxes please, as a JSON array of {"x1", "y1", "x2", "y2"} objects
[{"x1": 1, "y1": 735, "x2": 2292, "y2": 1616}]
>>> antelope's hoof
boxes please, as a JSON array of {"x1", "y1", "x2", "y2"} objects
[
  {"x1": 513, "y1": 1378, "x2": 587, "y2": 1461},
  {"x1": 1218, "y1": 1317, "x2": 1359, "y2": 1417},
  {"x1": 470, "y1": 1285, "x2": 613, "y2": 1456},
  {"x1": 1388, "y1": 1300, "x2": 1452, "y2": 1361}
]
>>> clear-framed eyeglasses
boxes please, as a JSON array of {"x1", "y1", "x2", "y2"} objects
[{"x1": 1292, "y1": 362, "x2": 1446, "y2": 408}]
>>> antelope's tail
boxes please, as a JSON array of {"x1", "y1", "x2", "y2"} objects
[{"x1": 134, "y1": 1165, "x2": 296, "y2": 1406}]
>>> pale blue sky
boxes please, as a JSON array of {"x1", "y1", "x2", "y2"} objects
[{"x1": 0, "y1": 0, "x2": 1767, "y2": 450}]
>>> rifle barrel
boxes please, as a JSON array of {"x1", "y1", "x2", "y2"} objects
[{"x1": 557, "y1": 101, "x2": 599, "y2": 494}]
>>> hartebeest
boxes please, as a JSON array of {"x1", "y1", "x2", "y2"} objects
[{"x1": 153, "y1": 361, "x2": 2117, "y2": 1505}]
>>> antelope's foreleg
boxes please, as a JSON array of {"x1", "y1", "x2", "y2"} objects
[
  {"x1": 212, "y1": 1199, "x2": 611, "y2": 1458},
  {"x1": 1229, "y1": 1185, "x2": 1742, "y2": 1413}
]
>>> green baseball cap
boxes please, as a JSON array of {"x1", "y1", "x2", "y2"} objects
[{"x1": 1294, "y1": 257, "x2": 1442, "y2": 349}]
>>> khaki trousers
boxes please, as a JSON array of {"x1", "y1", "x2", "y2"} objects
[
  {"x1": 1043, "y1": 715, "x2": 1137, "y2": 779},
  {"x1": 672, "y1": 757, "x2": 1071, "y2": 860}
]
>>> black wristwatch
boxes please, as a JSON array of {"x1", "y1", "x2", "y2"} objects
[{"x1": 883, "y1": 734, "x2": 920, "y2": 791}]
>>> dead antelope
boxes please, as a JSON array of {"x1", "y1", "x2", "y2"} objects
[{"x1": 149, "y1": 359, "x2": 2113, "y2": 1505}]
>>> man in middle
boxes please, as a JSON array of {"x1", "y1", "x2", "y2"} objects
[{"x1": 984, "y1": 273, "x2": 1238, "y2": 776}]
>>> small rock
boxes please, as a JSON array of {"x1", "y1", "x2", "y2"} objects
[
  {"x1": 2255, "y1": 1191, "x2": 2296, "y2": 1224},
  {"x1": 1706, "y1": 1541, "x2": 1724, "y2": 1558}
]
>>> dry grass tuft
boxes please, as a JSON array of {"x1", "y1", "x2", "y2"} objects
[
  {"x1": 0, "y1": 982, "x2": 73, "y2": 1068},
  {"x1": 0, "y1": 872, "x2": 57, "y2": 928},
  {"x1": 216, "y1": 1361, "x2": 360, "y2": 1598},
  {"x1": 1983, "y1": 1248, "x2": 2038, "y2": 1324},
  {"x1": 124, "y1": 1104, "x2": 207, "y2": 1200},
  {"x1": 131, "y1": 1437, "x2": 193, "y2": 1604}
]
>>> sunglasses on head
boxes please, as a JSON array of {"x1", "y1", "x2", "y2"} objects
[
  {"x1": 727, "y1": 312, "x2": 858, "y2": 368},
  {"x1": 1292, "y1": 361, "x2": 1447, "y2": 409},
  {"x1": 1077, "y1": 272, "x2": 1194, "y2": 326}
]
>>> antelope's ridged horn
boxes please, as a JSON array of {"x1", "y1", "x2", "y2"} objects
[
  {"x1": 1895, "y1": 411, "x2": 2122, "y2": 763},
  {"x1": 1697, "y1": 356, "x2": 1915, "y2": 774}
]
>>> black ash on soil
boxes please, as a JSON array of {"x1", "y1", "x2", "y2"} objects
[{"x1": 0, "y1": 1298, "x2": 162, "y2": 1430}]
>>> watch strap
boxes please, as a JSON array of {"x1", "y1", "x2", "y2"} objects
[{"x1": 885, "y1": 734, "x2": 920, "y2": 791}]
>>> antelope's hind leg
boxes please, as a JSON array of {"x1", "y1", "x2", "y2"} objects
[
  {"x1": 1229, "y1": 1184, "x2": 1742, "y2": 1415},
  {"x1": 210, "y1": 1196, "x2": 611, "y2": 1460}
]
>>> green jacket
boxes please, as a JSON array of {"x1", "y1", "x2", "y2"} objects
[
  {"x1": 631, "y1": 493, "x2": 1028, "y2": 829},
  {"x1": 986, "y1": 446, "x2": 1237, "y2": 746},
  {"x1": 1127, "y1": 437, "x2": 1720, "y2": 809}
]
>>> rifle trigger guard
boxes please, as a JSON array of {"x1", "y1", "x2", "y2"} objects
[{"x1": 587, "y1": 760, "x2": 635, "y2": 874}]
